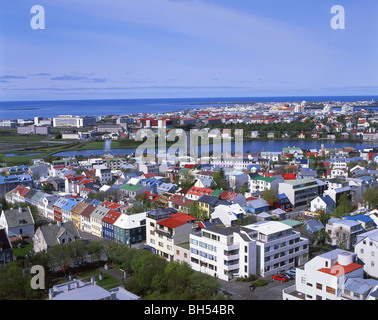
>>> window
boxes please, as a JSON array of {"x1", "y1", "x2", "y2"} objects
[
  {"x1": 326, "y1": 286, "x2": 336, "y2": 295},
  {"x1": 316, "y1": 283, "x2": 323, "y2": 290}
]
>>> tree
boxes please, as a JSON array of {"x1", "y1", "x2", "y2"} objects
[
  {"x1": 189, "y1": 201, "x2": 207, "y2": 221},
  {"x1": 262, "y1": 189, "x2": 277, "y2": 207},
  {"x1": 362, "y1": 187, "x2": 378, "y2": 210},
  {"x1": 333, "y1": 194, "x2": 353, "y2": 217},
  {"x1": 213, "y1": 168, "x2": 227, "y2": 190}
]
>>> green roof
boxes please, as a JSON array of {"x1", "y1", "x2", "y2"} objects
[
  {"x1": 251, "y1": 175, "x2": 275, "y2": 183},
  {"x1": 120, "y1": 184, "x2": 144, "y2": 191},
  {"x1": 210, "y1": 189, "x2": 223, "y2": 197},
  {"x1": 280, "y1": 219, "x2": 303, "y2": 227}
]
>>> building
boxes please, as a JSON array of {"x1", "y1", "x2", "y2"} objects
[
  {"x1": 113, "y1": 212, "x2": 146, "y2": 245},
  {"x1": 17, "y1": 124, "x2": 51, "y2": 135},
  {"x1": 33, "y1": 221, "x2": 81, "y2": 253},
  {"x1": 0, "y1": 228, "x2": 13, "y2": 267},
  {"x1": 249, "y1": 175, "x2": 282, "y2": 193},
  {"x1": 90, "y1": 206, "x2": 110, "y2": 238},
  {"x1": 102, "y1": 209, "x2": 121, "y2": 241},
  {"x1": 189, "y1": 225, "x2": 258, "y2": 281},
  {"x1": 48, "y1": 278, "x2": 140, "y2": 300},
  {"x1": 355, "y1": 229, "x2": 378, "y2": 278},
  {"x1": 325, "y1": 218, "x2": 363, "y2": 250},
  {"x1": 53, "y1": 115, "x2": 97, "y2": 128},
  {"x1": 146, "y1": 208, "x2": 196, "y2": 261},
  {"x1": 93, "y1": 164, "x2": 112, "y2": 184},
  {"x1": 282, "y1": 249, "x2": 378, "y2": 300},
  {"x1": 0, "y1": 207, "x2": 35, "y2": 240},
  {"x1": 247, "y1": 221, "x2": 309, "y2": 277},
  {"x1": 278, "y1": 179, "x2": 319, "y2": 208},
  {"x1": 310, "y1": 195, "x2": 336, "y2": 214},
  {"x1": 210, "y1": 203, "x2": 246, "y2": 227}
]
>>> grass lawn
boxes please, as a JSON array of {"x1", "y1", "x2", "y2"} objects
[{"x1": 77, "y1": 269, "x2": 120, "y2": 289}]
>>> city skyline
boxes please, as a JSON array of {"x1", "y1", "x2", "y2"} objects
[{"x1": 0, "y1": 0, "x2": 377, "y2": 101}]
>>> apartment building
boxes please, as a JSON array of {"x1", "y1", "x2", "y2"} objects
[
  {"x1": 53, "y1": 115, "x2": 96, "y2": 128},
  {"x1": 247, "y1": 221, "x2": 309, "y2": 277},
  {"x1": 189, "y1": 225, "x2": 258, "y2": 281},
  {"x1": 278, "y1": 179, "x2": 319, "y2": 208},
  {"x1": 146, "y1": 208, "x2": 196, "y2": 262},
  {"x1": 189, "y1": 220, "x2": 308, "y2": 281},
  {"x1": 249, "y1": 175, "x2": 283, "y2": 193}
]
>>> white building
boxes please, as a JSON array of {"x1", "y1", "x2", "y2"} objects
[
  {"x1": 190, "y1": 221, "x2": 308, "y2": 281},
  {"x1": 247, "y1": 221, "x2": 309, "y2": 277},
  {"x1": 53, "y1": 115, "x2": 96, "y2": 128},
  {"x1": 355, "y1": 229, "x2": 378, "y2": 278},
  {"x1": 278, "y1": 179, "x2": 319, "y2": 208},
  {"x1": 283, "y1": 249, "x2": 378, "y2": 300},
  {"x1": 325, "y1": 218, "x2": 362, "y2": 250},
  {"x1": 189, "y1": 225, "x2": 258, "y2": 281}
]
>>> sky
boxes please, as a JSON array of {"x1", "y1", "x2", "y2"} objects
[{"x1": 0, "y1": 0, "x2": 377, "y2": 101}]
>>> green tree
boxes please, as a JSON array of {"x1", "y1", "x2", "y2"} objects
[
  {"x1": 262, "y1": 189, "x2": 277, "y2": 207},
  {"x1": 333, "y1": 194, "x2": 353, "y2": 217},
  {"x1": 213, "y1": 168, "x2": 227, "y2": 190},
  {"x1": 362, "y1": 187, "x2": 378, "y2": 210}
]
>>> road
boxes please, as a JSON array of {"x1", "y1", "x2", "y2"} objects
[{"x1": 218, "y1": 276, "x2": 294, "y2": 300}]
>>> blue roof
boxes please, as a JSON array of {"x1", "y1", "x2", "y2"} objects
[{"x1": 62, "y1": 199, "x2": 80, "y2": 211}]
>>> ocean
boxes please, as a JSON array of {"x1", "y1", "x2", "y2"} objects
[{"x1": 0, "y1": 95, "x2": 377, "y2": 120}]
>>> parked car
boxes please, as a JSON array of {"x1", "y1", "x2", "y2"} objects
[
  {"x1": 286, "y1": 269, "x2": 296, "y2": 279},
  {"x1": 272, "y1": 274, "x2": 289, "y2": 282}
]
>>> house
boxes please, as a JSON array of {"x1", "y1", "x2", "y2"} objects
[
  {"x1": 48, "y1": 278, "x2": 140, "y2": 300},
  {"x1": 61, "y1": 199, "x2": 80, "y2": 223},
  {"x1": 194, "y1": 176, "x2": 216, "y2": 189},
  {"x1": 310, "y1": 195, "x2": 336, "y2": 214},
  {"x1": 344, "y1": 215, "x2": 375, "y2": 232},
  {"x1": 90, "y1": 206, "x2": 110, "y2": 238},
  {"x1": 0, "y1": 228, "x2": 13, "y2": 267},
  {"x1": 120, "y1": 184, "x2": 150, "y2": 200},
  {"x1": 303, "y1": 219, "x2": 325, "y2": 234},
  {"x1": 33, "y1": 221, "x2": 81, "y2": 253},
  {"x1": 196, "y1": 195, "x2": 227, "y2": 219},
  {"x1": 80, "y1": 204, "x2": 96, "y2": 233},
  {"x1": 355, "y1": 229, "x2": 378, "y2": 278},
  {"x1": 186, "y1": 186, "x2": 214, "y2": 200},
  {"x1": 249, "y1": 175, "x2": 283, "y2": 193},
  {"x1": 243, "y1": 198, "x2": 270, "y2": 214},
  {"x1": 325, "y1": 218, "x2": 363, "y2": 250},
  {"x1": 168, "y1": 194, "x2": 193, "y2": 214},
  {"x1": 70, "y1": 202, "x2": 90, "y2": 231},
  {"x1": 210, "y1": 203, "x2": 246, "y2": 226},
  {"x1": 157, "y1": 182, "x2": 178, "y2": 195},
  {"x1": 113, "y1": 212, "x2": 146, "y2": 245},
  {"x1": 219, "y1": 191, "x2": 246, "y2": 206},
  {"x1": 0, "y1": 207, "x2": 35, "y2": 240},
  {"x1": 102, "y1": 209, "x2": 121, "y2": 241},
  {"x1": 282, "y1": 249, "x2": 378, "y2": 300},
  {"x1": 52, "y1": 197, "x2": 70, "y2": 223}
]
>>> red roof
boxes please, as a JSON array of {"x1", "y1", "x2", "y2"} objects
[
  {"x1": 220, "y1": 191, "x2": 239, "y2": 201},
  {"x1": 187, "y1": 186, "x2": 213, "y2": 196},
  {"x1": 158, "y1": 213, "x2": 196, "y2": 229},
  {"x1": 102, "y1": 209, "x2": 121, "y2": 224},
  {"x1": 318, "y1": 262, "x2": 363, "y2": 277},
  {"x1": 12, "y1": 185, "x2": 30, "y2": 197}
]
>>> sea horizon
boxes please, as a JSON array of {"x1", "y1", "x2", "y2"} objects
[{"x1": 0, "y1": 95, "x2": 377, "y2": 120}]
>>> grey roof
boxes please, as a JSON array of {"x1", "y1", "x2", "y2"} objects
[
  {"x1": 38, "y1": 221, "x2": 80, "y2": 248},
  {"x1": 344, "y1": 278, "x2": 378, "y2": 295},
  {"x1": 2, "y1": 207, "x2": 34, "y2": 228},
  {"x1": 305, "y1": 219, "x2": 325, "y2": 233},
  {"x1": 246, "y1": 198, "x2": 269, "y2": 209}
]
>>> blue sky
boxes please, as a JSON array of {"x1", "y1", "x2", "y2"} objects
[{"x1": 0, "y1": 0, "x2": 377, "y2": 101}]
